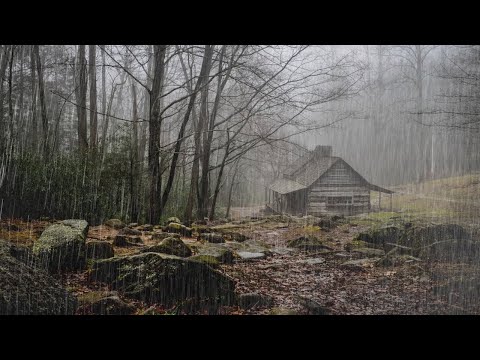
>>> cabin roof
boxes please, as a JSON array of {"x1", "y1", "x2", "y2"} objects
[
  {"x1": 269, "y1": 178, "x2": 307, "y2": 194},
  {"x1": 269, "y1": 150, "x2": 394, "y2": 195}
]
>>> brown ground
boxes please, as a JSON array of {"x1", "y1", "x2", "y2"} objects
[{"x1": 0, "y1": 214, "x2": 469, "y2": 315}]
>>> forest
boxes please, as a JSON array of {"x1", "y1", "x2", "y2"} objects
[{"x1": 1, "y1": 45, "x2": 480, "y2": 315}]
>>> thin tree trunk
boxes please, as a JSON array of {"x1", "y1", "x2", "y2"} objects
[
  {"x1": 130, "y1": 81, "x2": 139, "y2": 222},
  {"x1": 34, "y1": 45, "x2": 49, "y2": 157},
  {"x1": 0, "y1": 45, "x2": 11, "y2": 152},
  {"x1": 75, "y1": 45, "x2": 88, "y2": 151},
  {"x1": 89, "y1": 45, "x2": 98, "y2": 150},
  {"x1": 29, "y1": 45, "x2": 38, "y2": 151}
]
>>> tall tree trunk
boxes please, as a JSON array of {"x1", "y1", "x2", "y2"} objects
[
  {"x1": 29, "y1": 45, "x2": 38, "y2": 151},
  {"x1": 130, "y1": 81, "x2": 139, "y2": 222},
  {"x1": 0, "y1": 45, "x2": 11, "y2": 153},
  {"x1": 75, "y1": 45, "x2": 88, "y2": 151},
  {"x1": 161, "y1": 45, "x2": 213, "y2": 214},
  {"x1": 89, "y1": 45, "x2": 98, "y2": 150},
  {"x1": 148, "y1": 45, "x2": 167, "y2": 224},
  {"x1": 34, "y1": 45, "x2": 49, "y2": 157}
]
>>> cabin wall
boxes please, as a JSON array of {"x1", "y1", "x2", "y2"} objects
[{"x1": 306, "y1": 161, "x2": 371, "y2": 216}]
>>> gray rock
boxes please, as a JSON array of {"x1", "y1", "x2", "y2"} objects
[
  {"x1": 199, "y1": 233, "x2": 225, "y2": 244},
  {"x1": 104, "y1": 219, "x2": 125, "y2": 229},
  {"x1": 164, "y1": 223, "x2": 192, "y2": 237},
  {"x1": 340, "y1": 258, "x2": 379, "y2": 271},
  {"x1": 86, "y1": 241, "x2": 114, "y2": 260},
  {"x1": 152, "y1": 232, "x2": 181, "y2": 241},
  {"x1": 236, "y1": 251, "x2": 266, "y2": 260},
  {"x1": 299, "y1": 257, "x2": 325, "y2": 265},
  {"x1": 287, "y1": 235, "x2": 333, "y2": 252},
  {"x1": 138, "y1": 224, "x2": 153, "y2": 232},
  {"x1": 77, "y1": 291, "x2": 135, "y2": 315},
  {"x1": 140, "y1": 237, "x2": 192, "y2": 257},
  {"x1": 296, "y1": 295, "x2": 331, "y2": 315},
  {"x1": 269, "y1": 307, "x2": 299, "y2": 315},
  {"x1": 166, "y1": 217, "x2": 182, "y2": 225},
  {"x1": 0, "y1": 247, "x2": 77, "y2": 315},
  {"x1": 113, "y1": 234, "x2": 143, "y2": 247},
  {"x1": 33, "y1": 220, "x2": 88, "y2": 273},
  {"x1": 89, "y1": 252, "x2": 236, "y2": 312},
  {"x1": 119, "y1": 227, "x2": 142, "y2": 236},
  {"x1": 192, "y1": 243, "x2": 234, "y2": 264},
  {"x1": 351, "y1": 247, "x2": 385, "y2": 258},
  {"x1": 238, "y1": 293, "x2": 274, "y2": 309}
]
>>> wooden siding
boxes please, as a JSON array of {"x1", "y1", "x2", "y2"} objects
[{"x1": 306, "y1": 160, "x2": 371, "y2": 216}]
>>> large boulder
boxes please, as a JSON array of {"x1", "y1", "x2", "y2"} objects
[
  {"x1": 89, "y1": 252, "x2": 235, "y2": 312},
  {"x1": 86, "y1": 241, "x2": 114, "y2": 260},
  {"x1": 140, "y1": 237, "x2": 192, "y2": 257},
  {"x1": 33, "y1": 219, "x2": 88, "y2": 273},
  {"x1": 0, "y1": 244, "x2": 77, "y2": 315},
  {"x1": 76, "y1": 291, "x2": 135, "y2": 315},
  {"x1": 104, "y1": 219, "x2": 125, "y2": 229}
]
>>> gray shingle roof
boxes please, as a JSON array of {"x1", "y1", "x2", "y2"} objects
[
  {"x1": 269, "y1": 178, "x2": 306, "y2": 194},
  {"x1": 269, "y1": 149, "x2": 394, "y2": 195}
]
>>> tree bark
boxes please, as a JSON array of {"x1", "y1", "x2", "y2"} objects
[
  {"x1": 148, "y1": 45, "x2": 167, "y2": 224},
  {"x1": 89, "y1": 45, "x2": 98, "y2": 150},
  {"x1": 33, "y1": 45, "x2": 49, "y2": 157},
  {"x1": 75, "y1": 45, "x2": 88, "y2": 151}
]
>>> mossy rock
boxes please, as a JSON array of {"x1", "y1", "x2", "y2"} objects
[
  {"x1": 104, "y1": 219, "x2": 125, "y2": 229},
  {"x1": 355, "y1": 226, "x2": 403, "y2": 250},
  {"x1": 86, "y1": 241, "x2": 114, "y2": 260},
  {"x1": 350, "y1": 247, "x2": 385, "y2": 258},
  {"x1": 189, "y1": 254, "x2": 221, "y2": 267},
  {"x1": 166, "y1": 217, "x2": 182, "y2": 225},
  {"x1": 193, "y1": 243, "x2": 234, "y2": 264},
  {"x1": 165, "y1": 223, "x2": 192, "y2": 237},
  {"x1": 89, "y1": 252, "x2": 236, "y2": 311},
  {"x1": 77, "y1": 291, "x2": 135, "y2": 315},
  {"x1": 138, "y1": 224, "x2": 154, "y2": 232},
  {"x1": 140, "y1": 237, "x2": 192, "y2": 257},
  {"x1": 287, "y1": 236, "x2": 332, "y2": 252},
  {"x1": 33, "y1": 220, "x2": 88, "y2": 273},
  {"x1": 152, "y1": 232, "x2": 181, "y2": 241},
  {"x1": 113, "y1": 234, "x2": 143, "y2": 247},
  {"x1": 238, "y1": 293, "x2": 274, "y2": 309},
  {"x1": 119, "y1": 228, "x2": 142, "y2": 236},
  {"x1": 269, "y1": 307, "x2": 299, "y2": 315},
  {"x1": 199, "y1": 233, "x2": 225, "y2": 244},
  {"x1": 0, "y1": 246, "x2": 77, "y2": 315}
]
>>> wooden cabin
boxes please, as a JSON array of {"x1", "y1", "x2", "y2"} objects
[{"x1": 267, "y1": 145, "x2": 393, "y2": 216}]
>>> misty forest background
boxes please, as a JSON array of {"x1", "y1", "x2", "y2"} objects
[{"x1": 0, "y1": 45, "x2": 478, "y2": 225}]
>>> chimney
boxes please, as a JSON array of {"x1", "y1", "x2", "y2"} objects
[{"x1": 314, "y1": 145, "x2": 332, "y2": 157}]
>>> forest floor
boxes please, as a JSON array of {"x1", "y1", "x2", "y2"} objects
[{"x1": 2, "y1": 173, "x2": 480, "y2": 315}]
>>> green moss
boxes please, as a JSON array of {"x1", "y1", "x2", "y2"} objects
[{"x1": 189, "y1": 255, "x2": 220, "y2": 266}]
